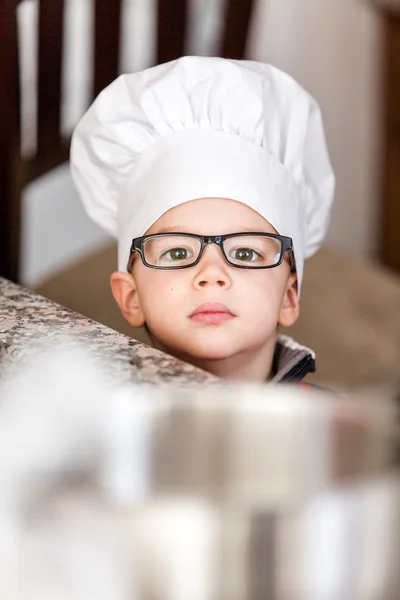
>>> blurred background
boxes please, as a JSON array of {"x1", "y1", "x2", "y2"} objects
[{"x1": 0, "y1": 0, "x2": 399, "y2": 388}]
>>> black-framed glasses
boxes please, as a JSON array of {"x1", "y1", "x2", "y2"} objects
[{"x1": 128, "y1": 232, "x2": 296, "y2": 272}]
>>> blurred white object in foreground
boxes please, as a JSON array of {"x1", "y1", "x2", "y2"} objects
[{"x1": 0, "y1": 342, "x2": 398, "y2": 600}]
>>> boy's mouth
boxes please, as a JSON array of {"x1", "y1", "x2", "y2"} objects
[{"x1": 189, "y1": 302, "x2": 236, "y2": 325}]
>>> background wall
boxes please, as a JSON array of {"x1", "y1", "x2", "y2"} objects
[
  {"x1": 249, "y1": 0, "x2": 383, "y2": 259},
  {"x1": 18, "y1": 0, "x2": 383, "y2": 287}
]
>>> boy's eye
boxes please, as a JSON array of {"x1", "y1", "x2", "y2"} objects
[
  {"x1": 229, "y1": 247, "x2": 262, "y2": 262},
  {"x1": 161, "y1": 247, "x2": 194, "y2": 261}
]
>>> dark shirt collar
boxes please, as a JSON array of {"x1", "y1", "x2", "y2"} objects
[{"x1": 271, "y1": 335, "x2": 316, "y2": 384}]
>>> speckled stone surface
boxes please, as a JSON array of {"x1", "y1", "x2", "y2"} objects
[{"x1": 0, "y1": 277, "x2": 219, "y2": 386}]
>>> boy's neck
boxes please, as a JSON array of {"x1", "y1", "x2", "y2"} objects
[{"x1": 152, "y1": 334, "x2": 277, "y2": 383}]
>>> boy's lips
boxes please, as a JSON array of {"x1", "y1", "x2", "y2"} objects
[{"x1": 189, "y1": 302, "x2": 236, "y2": 325}]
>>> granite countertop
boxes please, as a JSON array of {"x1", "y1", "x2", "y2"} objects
[{"x1": 0, "y1": 277, "x2": 219, "y2": 386}]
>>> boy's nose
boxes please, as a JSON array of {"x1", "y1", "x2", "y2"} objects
[{"x1": 192, "y1": 244, "x2": 232, "y2": 289}]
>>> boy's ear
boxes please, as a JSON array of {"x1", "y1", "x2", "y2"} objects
[
  {"x1": 278, "y1": 273, "x2": 300, "y2": 328},
  {"x1": 110, "y1": 271, "x2": 145, "y2": 328}
]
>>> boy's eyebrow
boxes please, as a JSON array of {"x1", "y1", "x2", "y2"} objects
[
  {"x1": 152, "y1": 226, "x2": 186, "y2": 234},
  {"x1": 151, "y1": 226, "x2": 268, "y2": 234}
]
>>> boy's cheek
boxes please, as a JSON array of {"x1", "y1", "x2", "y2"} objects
[{"x1": 138, "y1": 270, "x2": 287, "y2": 316}]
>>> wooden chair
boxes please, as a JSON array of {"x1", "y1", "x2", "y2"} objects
[{"x1": 0, "y1": 0, "x2": 256, "y2": 283}]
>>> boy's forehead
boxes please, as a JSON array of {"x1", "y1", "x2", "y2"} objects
[{"x1": 145, "y1": 198, "x2": 277, "y2": 235}]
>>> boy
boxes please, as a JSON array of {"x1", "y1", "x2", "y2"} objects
[{"x1": 71, "y1": 56, "x2": 335, "y2": 384}]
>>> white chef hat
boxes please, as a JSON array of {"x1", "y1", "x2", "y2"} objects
[{"x1": 70, "y1": 56, "x2": 335, "y2": 288}]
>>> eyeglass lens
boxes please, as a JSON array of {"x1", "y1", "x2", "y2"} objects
[{"x1": 142, "y1": 235, "x2": 283, "y2": 268}]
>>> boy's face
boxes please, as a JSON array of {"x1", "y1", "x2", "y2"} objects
[{"x1": 111, "y1": 198, "x2": 299, "y2": 380}]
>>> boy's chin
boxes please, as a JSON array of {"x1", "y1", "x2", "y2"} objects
[
  {"x1": 174, "y1": 339, "x2": 241, "y2": 363},
  {"x1": 153, "y1": 327, "x2": 272, "y2": 364},
  {"x1": 151, "y1": 333, "x2": 234, "y2": 361}
]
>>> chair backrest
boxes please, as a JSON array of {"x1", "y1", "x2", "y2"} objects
[
  {"x1": 0, "y1": 0, "x2": 256, "y2": 282},
  {"x1": 157, "y1": 0, "x2": 256, "y2": 64},
  {"x1": 0, "y1": 0, "x2": 125, "y2": 180}
]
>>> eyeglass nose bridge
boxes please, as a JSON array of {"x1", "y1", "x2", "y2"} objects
[
  {"x1": 202, "y1": 235, "x2": 224, "y2": 245},
  {"x1": 197, "y1": 236, "x2": 226, "y2": 262}
]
